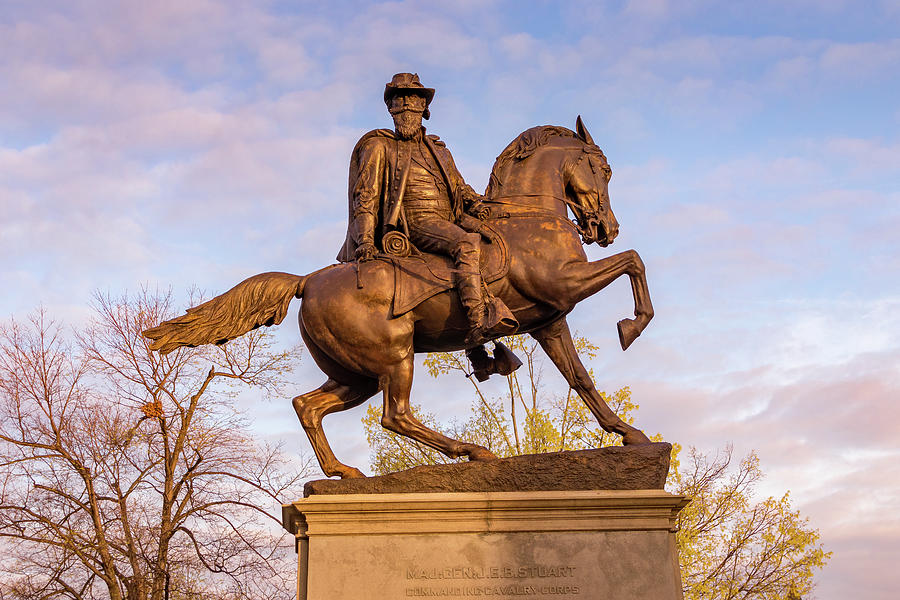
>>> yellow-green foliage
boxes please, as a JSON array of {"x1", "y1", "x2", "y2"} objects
[
  {"x1": 363, "y1": 336, "x2": 830, "y2": 598},
  {"x1": 674, "y1": 447, "x2": 831, "y2": 600},
  {"x1": 368, "y1": 336, "x2": 643, "y2": 472}
]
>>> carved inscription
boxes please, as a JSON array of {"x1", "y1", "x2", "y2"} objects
[{"x1": 405, "y1": 565, "x2": 580, "y2": 597}]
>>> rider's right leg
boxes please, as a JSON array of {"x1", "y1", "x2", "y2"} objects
[
  {"x1": 452, "y1": 233, "x2": 488, "y2": 338},
  {"x1": 406, "y1": 216, "x2": 487, "y2": 336}
]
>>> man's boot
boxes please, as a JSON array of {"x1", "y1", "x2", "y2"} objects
[
  {"x1": 455, "y1": 234, "x2": 518, "y2": 345},
  {"x1": 458, "y1": 270, "x2": 488, "y2": 345},
  {"x1": 454, "y1": 234, "x2": 488, "y2": 344},
  {"x1": 465, "y1": 345, "x2": 494, "y2": 382}
]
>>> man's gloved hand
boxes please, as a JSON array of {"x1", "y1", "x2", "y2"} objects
[
  {"x1": 469, "y1": 201, "x2": 491, "y2": 221},
  {"x1": 355, "y1": 242, "x2": 377, "y2": 262},
  {"x1": 458, "y1": 214, "x2": 497, "y2": 243}
]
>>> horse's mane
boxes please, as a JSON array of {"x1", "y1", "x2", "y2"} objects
[
  {"x1": 487, "y1": 125, "x2": 611, "y2": 197},
  {"x1": 487, "y1": 126, "x2": 576, "y2": 196},
  {"x1": 494, "y1": 126, "x2": 574, "y2": 171}
]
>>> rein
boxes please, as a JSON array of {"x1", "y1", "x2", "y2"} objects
[
  {"x1": 485, "y1": 141, "x2": 609, "y2": 244},
  {"x1": 489, "y1": 193, "x2": 585, "y2": 214},
  {"x1": 486, "y1": 195, "x2": 586, "y2": 236}
]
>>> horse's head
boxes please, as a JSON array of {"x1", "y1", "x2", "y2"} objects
[{"x1": 566, "y1": 116, "x2": 618, "y2": 247}]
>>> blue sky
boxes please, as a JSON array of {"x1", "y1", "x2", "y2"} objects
[{"x1": 1, "y1": 1, "x2": 899, "y2": 597}]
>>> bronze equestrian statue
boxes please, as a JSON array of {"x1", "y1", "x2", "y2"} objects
[{"x1": 144, "y1": 74, "x2": 655, "y2": 479}]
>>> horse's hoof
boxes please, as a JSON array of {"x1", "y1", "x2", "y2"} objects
[
  {"x1": 339, "y1": 466, "x2": 367, "y2": 479},
  {"x1": 617, "y1": 318, "x2": 641, "y2": 351},
  {"x1": 621, "y1": 428, "x2": 652, "y2": 445},
  {"x1": 466, "y1": 446, "x2": 499, "y2": 461}
]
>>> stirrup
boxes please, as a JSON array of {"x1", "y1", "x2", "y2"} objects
[
  {"x1": 465, "y1": 342, "x2": 523, "y2": 382},
  {"x1": 492, "y1": 341, "x2": 523, "y2": 376}
]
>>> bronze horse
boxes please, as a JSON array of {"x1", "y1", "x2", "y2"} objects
[{"x1": 144, "y1": 117, "x2": 655, "y2": 479}]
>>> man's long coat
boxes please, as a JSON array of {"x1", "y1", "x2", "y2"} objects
[{"x1": 336, "y1": 128, "x2": 483, "y2": 263}]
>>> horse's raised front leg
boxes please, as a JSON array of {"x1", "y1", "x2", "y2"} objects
[
  {"x1": 380, "y1": 354, "x2": 498, "y2": 462},
  {"x1": 531, "y1": 317, "x2": 651, "y2": 445},
  {"x1": 556, "y1": 249, "x2": 654, "y2": 350},
  {"x1": 293, "y1": 378, "x2": 379, "y2": 479}
]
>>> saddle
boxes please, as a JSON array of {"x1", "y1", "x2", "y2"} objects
[{"x1": 383, "y1": 222, "x2": 510, "y2": 317}]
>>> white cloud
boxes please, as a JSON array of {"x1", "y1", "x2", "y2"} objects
[
  {"x1": 498, "y1": 33, "x2": 539, "y2": 61},
  {"x1": 623, "y1": 0, "x2": 671, "y2": 20},
  {"x1": 822, "y1": 137, "x2": 900, "y2": 176},
  {"x1": 254, "y1": 36, "x2": 316, "y2": 86},
  {"x1": 764, "y1": 55, "x2": 816, "y2": 89},
  {"x1": 819, "y1": 39, "x2": 900, "y2": 80}
]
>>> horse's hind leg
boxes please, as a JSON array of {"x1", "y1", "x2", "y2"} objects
[
  {"x1": 380, "y1": 355, "x2": 498, "y2": 462},
  {"x1": 293, "y1": 378, "x2": 379, "y2": 479},
  {"x1": 531, "y1": 317, "x2": 651, "y2": 445}
]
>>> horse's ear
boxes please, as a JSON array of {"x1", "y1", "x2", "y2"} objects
[{"x1": 575, "y1": 115, "x2": 595, "y2": 146}]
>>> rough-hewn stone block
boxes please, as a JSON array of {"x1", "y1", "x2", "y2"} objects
[{"x1": 303, "y1": 442, "x2": 672, "y2": 496}]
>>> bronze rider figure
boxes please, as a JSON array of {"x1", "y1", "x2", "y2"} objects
[{"x1": 337, "y1": 73, "x2": 520, "y2": 375}]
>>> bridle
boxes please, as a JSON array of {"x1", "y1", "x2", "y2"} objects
[
  {"x1": 487, "y1": 141, "x2": 612, "y2": 245},
  {"x1": 568, "y1": 148, "x2": 612, "y2": 245},
  {"x1": 486, "y1": 194, "x2": 588, "y2": 238}
]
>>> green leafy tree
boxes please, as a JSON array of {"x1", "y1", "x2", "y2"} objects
[
  {"x1": 362, "y1": 336, "x2": 830, "y2": 599},
  {"x1": 364, "y1": 335, "x2": 648, "y2": 473},
  {"x1": 674, "y1": 446, "x2": 830, "y2": 600}
]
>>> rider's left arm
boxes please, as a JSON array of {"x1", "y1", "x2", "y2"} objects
[{"x1": 462, "y1": 188, "x2": 491, "y2": 221}]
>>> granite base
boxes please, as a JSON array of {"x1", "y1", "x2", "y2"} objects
[{"x1": 282, "y1": 489, "x2": 688, "y2": 600}]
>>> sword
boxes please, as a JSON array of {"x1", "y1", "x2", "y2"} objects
[{"x1": 385, "y1": 151, "x2": 411, "y2": 230}]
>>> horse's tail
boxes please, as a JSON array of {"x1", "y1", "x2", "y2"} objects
[{"x1": 143, "y1": 271, "x2": 309, "y2": 354}]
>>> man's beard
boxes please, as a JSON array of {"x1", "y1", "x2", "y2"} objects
[{"x1": 392, "y1": 110, "x2": 423, "y2": 139}]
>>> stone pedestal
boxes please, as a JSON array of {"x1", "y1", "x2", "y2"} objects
[{"x1": 282, "y1": 489, "x2": 688, "y2": 599}]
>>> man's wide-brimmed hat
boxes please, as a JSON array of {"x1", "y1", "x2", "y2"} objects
[{"x1": 384, "y1": 73, "x2": 434, "y2": 119}]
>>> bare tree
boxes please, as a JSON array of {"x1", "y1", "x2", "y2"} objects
[{"x1": 0, "y1": 290, "x2": 310, "y2": 600}]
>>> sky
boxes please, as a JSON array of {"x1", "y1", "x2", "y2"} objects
[{"x1": 1, "y1": 0, "x2": 898, "y2": 597}]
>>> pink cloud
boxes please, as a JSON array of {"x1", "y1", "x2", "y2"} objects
[
  {"x1": 822, "y1": 137, "x2": 900, "y2": 176},
  {"x1": 819, "y1": 39, "x2": 900, "y2": 80}
]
